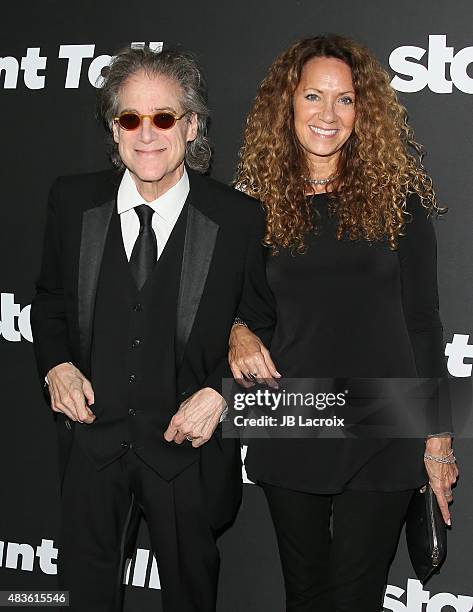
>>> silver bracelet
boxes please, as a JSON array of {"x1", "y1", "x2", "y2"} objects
[
  {"x1": 424, "y1": 449, "x2": 456, "y2": 464},
  {"x1": 233, "y1": 317, "x2": 248, "y2": 328}
]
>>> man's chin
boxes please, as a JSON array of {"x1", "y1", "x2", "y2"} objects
[
  {"x1": 132, "y1": 170, "x2": 167, "y2": 183},
  {"x1": 128, "y1": 164, "x2": 183, "y2": 185}
]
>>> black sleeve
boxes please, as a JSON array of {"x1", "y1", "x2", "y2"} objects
[
  {"x1": 204, "y1": 207, "x2": 276, "y2": 393},
  {"x1": 30, "y1": 179, "x2": 73, "y2": 381},
  {"x1": 398, "y1": 193, "x2": 452, "y2": 435},
  {"x1": 234, "y1": 207, "x2": 276, "y2": 347}
]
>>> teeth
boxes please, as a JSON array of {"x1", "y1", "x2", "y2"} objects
[{"x1": 310, "y1": 126, "x2": 338, "y2": 136}]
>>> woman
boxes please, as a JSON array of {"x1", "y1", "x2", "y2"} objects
[{"x1": 229, "y1": 35, "x2": 459, "y2": 612}]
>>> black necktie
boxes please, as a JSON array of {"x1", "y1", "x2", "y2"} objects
[{"x1": 129, "y1": 204, "x2": 157, "y2": 290}]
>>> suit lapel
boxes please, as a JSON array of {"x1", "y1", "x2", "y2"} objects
[
  {"x1": 76, "y1": 169, "x2": 219, "y2": 372},
  {"x1": 78, "y1": 200, "x2": 115, "y2": 370},
  {"x1": 175, "y1": 202, "x2": 219, "y2": 368}
]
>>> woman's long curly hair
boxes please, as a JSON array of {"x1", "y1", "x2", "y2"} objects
[{"x1": 235, "y1": 34, "x2": 442, "y2": 252}]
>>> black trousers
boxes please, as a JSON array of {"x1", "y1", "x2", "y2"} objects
[
  {"x1": 58, "y1": 439, "x2": 219, "y2": 612},
  {"x1": 262, "y1": 482, "x2": 414, "y2": 612}
]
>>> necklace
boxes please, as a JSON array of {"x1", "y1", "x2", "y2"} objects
[{"x1": 303, "y1": 173, "x2": 338, "y2": 186}]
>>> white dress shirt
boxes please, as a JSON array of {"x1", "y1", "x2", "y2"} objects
[{"x1": 117, "y1": 167, "x2": 189, "y2": 260}]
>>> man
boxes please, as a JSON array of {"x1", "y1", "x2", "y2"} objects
[{"x1": 31, "y1": 45, "x2": 274, "y2": 612}]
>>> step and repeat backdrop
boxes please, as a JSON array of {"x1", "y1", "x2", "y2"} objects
[{"x1": 1, "y1": 0, "x2": 473, "y2": 610}]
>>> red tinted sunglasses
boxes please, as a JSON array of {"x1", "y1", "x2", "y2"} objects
[{"x1": 113, "y1": 110, "x2": 189, "y2": 131}]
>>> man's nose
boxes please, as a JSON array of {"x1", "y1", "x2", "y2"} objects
[{"x1": 139, "y1": 116, "x2": 156, "y2": 143}]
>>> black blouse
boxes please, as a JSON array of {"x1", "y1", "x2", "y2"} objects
[{"x1": 245, "y1": 193, "x2": 447, "y2": 493}]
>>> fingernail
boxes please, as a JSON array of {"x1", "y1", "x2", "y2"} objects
[
  {"x1": 275, "y1": 372, "x2": 282, "y2": 377},
  {"x1": 447, "y1": 518, "x2": 451, "y2": 526}
]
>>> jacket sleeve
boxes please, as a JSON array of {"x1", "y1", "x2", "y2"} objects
[
  {"x1": 30, "y1": 179, "x2": 73, "y2": 382},
  {"x1": 398, "y1": 193, "x2": 452, "y2": 436}
]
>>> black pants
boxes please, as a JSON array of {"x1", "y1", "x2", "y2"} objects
[
  {"x1": 262, "y1": 482, "x2": 414, "y2": 612},
  {"x1": 58, "y1": 439, "x2": 219, "y2": 612}
]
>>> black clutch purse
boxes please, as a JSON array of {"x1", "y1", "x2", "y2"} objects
[{"x1": 406, "y1": 484, "x2": 447, "y2": 583}]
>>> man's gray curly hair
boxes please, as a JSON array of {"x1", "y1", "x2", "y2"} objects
[{"x1": 98, "y1": 45, "x2": 211, "y2": 173}]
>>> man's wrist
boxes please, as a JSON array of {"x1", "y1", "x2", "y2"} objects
[
  {"x1": 45, "y1": 361, "x2": 74, "y2": 385},
  {"x1": 202, "y1": 387, "x2": 228, "y2": 422}
]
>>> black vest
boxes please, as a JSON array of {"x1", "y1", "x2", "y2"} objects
[{"x1": 74, "y1": 202, "x2": 199, "y2": 479}]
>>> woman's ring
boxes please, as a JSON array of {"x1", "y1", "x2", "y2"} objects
[{"x1": 186, "y1": 435, "x2": 193, "y2": 442}]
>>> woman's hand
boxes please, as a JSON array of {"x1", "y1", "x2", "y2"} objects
[
  {"x1": 424, "y1": 436, "x2": 459, "y2": 526},
  {"x1": 229, "y1": 324, "x2": 281, "y2": 388}
]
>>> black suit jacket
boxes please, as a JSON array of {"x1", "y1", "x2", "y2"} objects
[{"x1": 31, "y1": 167, "x2": 275, "y2": 529}]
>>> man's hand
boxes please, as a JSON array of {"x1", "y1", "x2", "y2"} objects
[
  {"x1": 164, "y1": 387, "x2": 226, "y2": 448},
  {"x1": 424, "y1": 436, "x2": 459, "y2": 526},
  {"x1": 46, "y1": 362, "x2": 96, "y2": 424}
]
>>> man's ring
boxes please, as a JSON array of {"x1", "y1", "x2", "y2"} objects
[
  {"x1": 186, "y1": 435, "x2": 193, "y2": 442},
  {"x1": 248, "y1": 371, "x2": 259, "y2": 379}
]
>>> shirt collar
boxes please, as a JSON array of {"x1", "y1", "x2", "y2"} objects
[{"x1": 117, "y1": 167, "x2": 190, "y2": 224}]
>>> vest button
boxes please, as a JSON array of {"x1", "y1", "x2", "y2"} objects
[
  {"x1": 133, "y1": 303, "x2": 143, "y2": 312},
  {"x1": 129, "y1": 374, "x2": 136, "y2": 383},
  {"x1": 128, "y1": 408, "x2": 136, "y2": 416},
  {"x1": 132, "y1": 338, "x2": 141, "y2": 348}
]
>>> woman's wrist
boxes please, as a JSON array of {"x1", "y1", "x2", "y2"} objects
[
  {"x1": 230, "y1": 321, "x2": 255, "y2": 347},
  {"x1": 233, "y1": 317, "x2": 248, "y2": 328},
  {"x1": 424, "y1": 448, "x2": 456, "y2": 464},
  {"x1": 424, "y1": 435, "x2": 452, "y2": 454}
]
